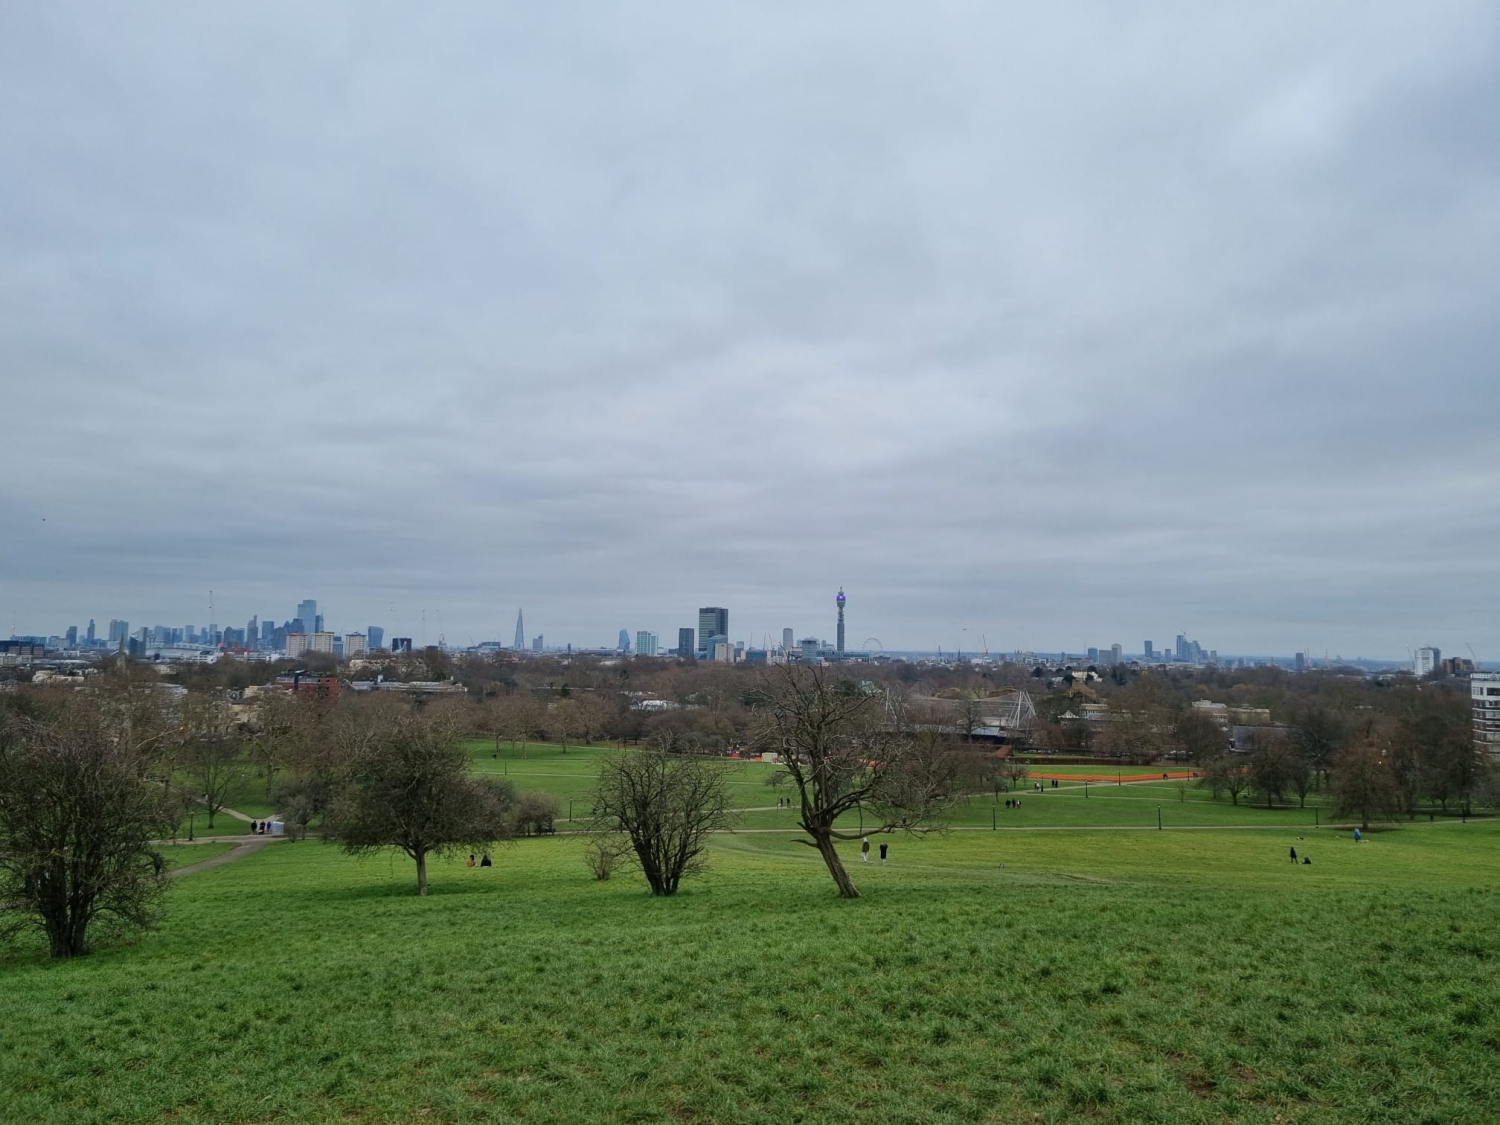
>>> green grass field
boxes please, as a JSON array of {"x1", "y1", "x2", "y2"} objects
[
  {"x1": 5, "y1": 741, "x2": 1496, "y2": 1123},
  {"x1": 4, "y1": 814, "x2": 1497, "y2": 1123}
]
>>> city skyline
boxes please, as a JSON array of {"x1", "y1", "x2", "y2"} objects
[
  {"x1": 6, "y1": 586, "x2": 1476, "y2": 664},
  {"x1": 3, "y1": 6, "x2": 1497, "y2": 658}
]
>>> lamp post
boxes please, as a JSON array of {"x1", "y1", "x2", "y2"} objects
[
  {"x1": 1157, "y1": 805, "x2": 1162, "y2": 831},
  {"x1": 188, "y1": 812, "x2": 195, "y2": 842}
]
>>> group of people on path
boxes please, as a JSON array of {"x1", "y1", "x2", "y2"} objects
[{"x1": 249, "y1": 820, "x2": 274, "y2": 835}]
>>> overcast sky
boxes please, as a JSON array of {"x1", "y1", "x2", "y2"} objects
[{"x1": 2, "y1": 3, "x2": 1497, "y2": 659}]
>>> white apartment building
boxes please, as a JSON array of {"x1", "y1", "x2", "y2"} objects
[
  {"x1": 635, "y1": 630, "x2": 658, "y2": 657},
  {"x1": 286, "y1": 632, "x2": 336, "y2": 657},
  {"x1": 1414, "y1": 646, "x2": 1442, "y2": 676},
  {"x1": 343, "y1": 633, "x2": 369, "y2": 659},
  {"x1": 1472, "y1": 673, "x2": 1500, "y2": 758}
]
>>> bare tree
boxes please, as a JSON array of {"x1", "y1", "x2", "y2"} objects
[
  {"x1": 1000, "y1": 753, "x2": 1031, "y2": 792},
  {"x1": 1173, "y1": 710, "x2": 1227, "y2": 764},
  {"x1": 0, "y1": 696, "x2": 176, "y2": 957},
  {"x1": 515, "y1": 792, "x2": 561, "y2": 836},
  {"x1": 1330, "y1": 741, "x2": 1400, "y2": 831},
  {"x1": 582, "y1": 831, "x2": 631, "y2": 881},
  {"x1": 590, "y1": 742, "x2": 732, "y2": 895},
  {"x1": 1245, "y1": 732, "x2": 1296, "y2": 809},
  {"x1": 244, "y1": 689, "x2": 311, "y2": 800},
  {"x1": 179, "y1": 695, "x2": 251, "y2": 830},
  {"x1": 1202, "y1": 753, "x2": 1250, "y2": 806},
  {"x1": 752, "y1": 666, "x2": 958, "y2": 899},
  {"x1": 323, "y1": 707, "x2": 518, "y2": 895}
]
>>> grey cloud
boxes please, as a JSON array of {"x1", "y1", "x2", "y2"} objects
[{"x1": 2, "y1": 2, "x2": 1497, "y2": 657}]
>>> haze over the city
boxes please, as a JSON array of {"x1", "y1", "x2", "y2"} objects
[{"x1": 2, "y1": 3, "x2": 1497, "y2": 656}]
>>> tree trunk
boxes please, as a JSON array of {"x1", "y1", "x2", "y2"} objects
[
  {"x1": 813, "y1": 830, "x2": 860, "y2": 899},
  {"x1": 416, "y1": 849, "x2": 428, "y2": 896}
]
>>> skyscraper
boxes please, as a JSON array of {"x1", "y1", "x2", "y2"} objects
[
  {"x1": 678, "y1": 628, "x2": 694, "y2": 658},
  {"x1": 65, "y1": 625, "x2": 77, "y2": 646},
  {"x1": 86, "y1": 619, "x2": 96, "y2": 644},
  {"x1": 636, "y1": 631, "x2": 658, "y2": 656},
  {"x1": 619, "y1": 628, "x2": 631, "y2": 653},
  {"x1": 836, "y1": 588, "x2": 846, "y2": 654},
  {"x1": 782, "y1": 627, "x2": 793, "y2": 651},
  {"x1": 368, "y1": 626, "x2": 384, "y2": 650},
  {"x1": 697, "y1": 607, "x2": 728, "y2": 656},
  {"x1": 297, "y1": 600, "x2": 317, "y2": 635},
  {"x1": 1144, "y1": 640, "x2": 1154, "y2": 660},
  {"x1": 514, "y1": 609, "x2": 525, "y2": 650}
]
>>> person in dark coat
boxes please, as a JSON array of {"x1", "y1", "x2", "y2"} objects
[{"x1": 1290, "y1": 846, "x2": 1298, "y2": 863}]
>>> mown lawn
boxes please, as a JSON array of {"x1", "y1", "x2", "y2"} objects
[{"x1": 2, "y1": 821, "x2": 1496, "y2": 1124}]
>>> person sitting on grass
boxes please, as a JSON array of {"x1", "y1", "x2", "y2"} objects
[
  {"x1": 466, "y1": 854, "x2": 476, "y2": 868},
  {"x1": 480, "y1": 854, "x2": 492, "y2": 868}
]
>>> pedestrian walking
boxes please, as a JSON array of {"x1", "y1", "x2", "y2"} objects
[
  {"x1": 1353, "y1": 828, "x2": 1362, "y2": 843},
  {"x1": 879, "y1": 842, "x2": 888, "y2": 865},
  {"x1": 1290, "y1": 846, "x2": 1298, "y2": 863},
  {"x1": 861, "y1": 837, "x2": 870, "y2": 863}
]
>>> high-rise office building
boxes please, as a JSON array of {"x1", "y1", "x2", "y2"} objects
[
  {"x1": 636, "y1": 631, "x2": 658, "y2": 656},
  {"x1": 368, "y1": 626, "x2": 384, "y2": 650},
  {"x1": 697, "y1": 607, "x2": 728, "y2": 655},
  {"x1": 1087, "y1": 647, "x2": 1100, "y2": 663},
  {"x1": 1144, "y1": 640, "x2": 1154, "y2": 660},
  {"x1": 678, "y1": 628, "x2": 695, "y2": 658},
  {"x1": 836, "y1": 588, "x2": 846, "y2": 654},
  {"x1": 619, "y1": 629, "x2": 631, "y2": 653},
  {"x1": 246, "y1": 617, "x2": 259, "y2": 648},
  {"x1": 297, "y1": 599, "x2": 317, "y2": 635},
  {"x1": 1295, "y1": 651, "x2": 1306, "y2": 672},
  {"x1": 1414, "y1": 646, "x2": 1442, "y2": 676},
  {"x1": 86, "y1": 619, "x2": 96, "y2": 644},
  {"x1": 1110, "y1": 644, "x2": 1122, "y2": 665},
  {"x1": 531, "y1": 634, "x2": 543, "y2": 653},
  {"x1": 65, "y1": 625, "x2": 77, "y2": 646},
  {"x1": 108, "y1": 619, "x2": 129, "y2": 645},
  {"x1": 1175, "y1": 634, "x2": 1189, "y2": 662},
  {"x1": 782, "y1": 627, "x2": 794, "y2": 651},
  {"x1": 514, "y1": 609, "x2": 525, "y2": 650}
]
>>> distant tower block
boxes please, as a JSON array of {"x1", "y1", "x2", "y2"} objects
[
  {"x1": 836, "y1": 587, "x2": 846, "y2": 654},
  {"x1": 514, "y1": 609, "x2": 525, "y2": 650}
]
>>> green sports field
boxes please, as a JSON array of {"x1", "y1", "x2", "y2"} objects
[{"x1": 3, "y1": 741, "x2": 1497, "y2": 1124}]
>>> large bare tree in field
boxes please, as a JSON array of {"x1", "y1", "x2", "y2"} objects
[
  {"x1": 244, "y1": 689, "x2": 314, "y2": 800},
  {"x1": 179, "y1": 694, "x2": 251, "y2": 829},
  {"x1": 590, "y1": 740, "x2": 732, "y2": 895},
  {"x1": 323, "y1": 705, "x2": 516, "y2": 895},
  {"x1": 0, "y1": 694, "x2": 176, "y2": 958},
  {"x1": 753, "y1": 665, "x2": 958, "y2": 899}
]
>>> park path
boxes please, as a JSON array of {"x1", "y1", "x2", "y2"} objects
[
  {"x1": 168, "y1": 836, "x2": 286, "y2": 879},
  {"x1": 166, "y1": 802, "x2": 284, "y2": 879}
]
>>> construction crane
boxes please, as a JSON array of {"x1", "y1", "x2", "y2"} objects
[{"x1": 982, "y1": 635, "x2": 990, "y2": 660}]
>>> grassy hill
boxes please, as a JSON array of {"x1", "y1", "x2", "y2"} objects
[{"x1": 3, "y1": 765, "x2": 1497, "y2": 1124}]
